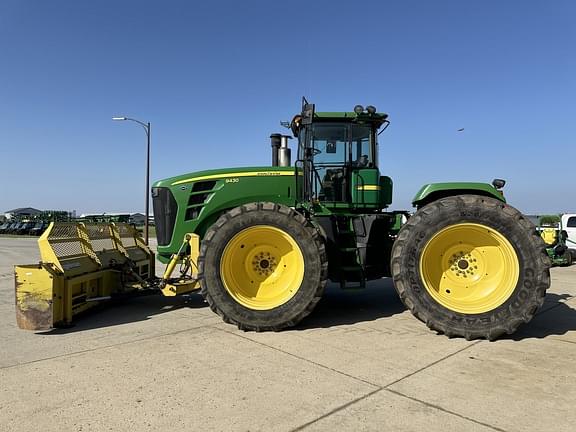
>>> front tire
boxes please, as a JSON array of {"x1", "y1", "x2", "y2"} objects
[
  {"x1": 198, "y1": 202, "x2": 328, "y2": 331},
  {"x1": 563, "y1": 250, "x2": 573, "y2": 266},
  {"x1": 391, "y1": 195, "x2": 550, "y2": 340}
]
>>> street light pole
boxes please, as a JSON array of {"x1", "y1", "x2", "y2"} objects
[
  {"x1": 145, "y1": 121, "x2": 150, "y2": 246},
  {"x1": 112, "y1": 116, "x2": 151, "y2": 245}
]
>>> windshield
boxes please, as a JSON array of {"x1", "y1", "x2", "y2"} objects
[{"x1": 299, "y1": 123, "x2": 374, "y2": 167}]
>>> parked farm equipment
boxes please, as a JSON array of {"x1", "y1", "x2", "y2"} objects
[
  {"x1": 14, "y1": 101, "x2": 551, "y2": 339},
  {"x1": 530, "y1": 215, "x2": 573, "y2": 266}
]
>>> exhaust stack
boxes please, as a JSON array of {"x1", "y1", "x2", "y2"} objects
[
  {"x1": 278, "y1": 135, "x2": 292, "y2": 167},
  {"x1": 270, "y1": 134, "x2": 281, "y2": 167}
]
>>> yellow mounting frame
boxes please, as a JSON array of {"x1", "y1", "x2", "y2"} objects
[{"x1": 160, "y1": 233, "x2": 201, "y2": 296}]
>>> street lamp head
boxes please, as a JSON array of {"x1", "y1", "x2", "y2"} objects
[{"x1": 112, "y1": 116, "x2": 127, "y2": 121}]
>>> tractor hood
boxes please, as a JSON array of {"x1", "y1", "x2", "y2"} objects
[
  {"x1": 152, "y1": 166, "x2": 298, "y2": 262},
  {"x1": 152, "y1": 166, "x2": 295, "y2": 188}
]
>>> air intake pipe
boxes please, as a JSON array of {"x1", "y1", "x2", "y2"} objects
[
  {"x1": 278, "y1": 135, "x2": 292, "y2": 167},
  {"x1": 270, "y1": 134, "x2": 292, "y2": 167},
  {"x1": 270, "y1": 134, "x2": 281, "y2": 166}
]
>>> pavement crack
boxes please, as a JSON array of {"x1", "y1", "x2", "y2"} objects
[
  {"x1": 289, "y1": 388, "x2": 384, "y2": 432},
  {"x1": 0, "y1": 324, "x2": 214, "y2": 370},
  {"x1": 553, "y1": 338, "x2": 576, "y2": 345},
  {"x1": 213, "y1": 326, "x2": 382, "y2": 389},
  {"x1": 216, "y1": 327, "x2": 500, "y2": 432},
  {"x1": 384, "y1": 340, "x2": 481, "y2": 388},
  {"x1": 385, "y1": 388, "x2": 508, "y2": 432}
]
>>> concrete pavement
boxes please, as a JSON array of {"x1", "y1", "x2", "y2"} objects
[{"x1": 1, "y1": 236, "x2": 575, "y2": 431}]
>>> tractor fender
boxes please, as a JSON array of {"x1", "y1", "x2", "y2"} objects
[
  {"x1": 412, "y1": 182, "x2": 505, "y2": 209},
  {"x1": 195, "y1": 204, "x2": 312, "y2": 242}
]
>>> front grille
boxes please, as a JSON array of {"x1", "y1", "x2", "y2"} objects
[
  {"x1": 184, "y1": 181, "x2": 218, "y2": 221},
  {"x1": 192, "y1": 180, "x2": 216, "y2": 192},
  {"x1": 152, "y1": 187, "x2": 177, "y2": 246},
  {"x1": 188, "y1": 193, "x2": 209, "y2": 206}
]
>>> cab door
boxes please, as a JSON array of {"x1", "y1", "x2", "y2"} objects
[
  {"x1": 351, "y1": 168, "x2": 380, "y2": 208},
  {"x1": 349, "y1": 125, "x2": 381, "y2": 208}
]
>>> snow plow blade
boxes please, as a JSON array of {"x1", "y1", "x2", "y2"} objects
[{"x1": 15, "y1": 222, "x2": 155, "y2": 331}]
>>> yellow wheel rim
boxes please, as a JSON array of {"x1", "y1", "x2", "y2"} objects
[
  {"x1": 220, "y1": 225, "x2": 305, "y2": 310},
  {"x1": 419, "y1": 223, "x2": 519, "y2": 314}
]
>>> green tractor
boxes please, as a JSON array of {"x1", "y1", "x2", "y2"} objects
[
  {"x1": 151, "y1": 100, "x2": 550, "y2": 339},
  {"x1": 529, "y1": 214, "x2": 572, "y2": 266}
]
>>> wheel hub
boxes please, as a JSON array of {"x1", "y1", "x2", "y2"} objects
[
  {"x1": 251, "y1": 252, "x2": 277, "y2": 276},
  {"x1": 220, "y1": 225, "x2": 305, "y2": 310},
  {"x1": 448, "y1": 252, "x2": 478, "y2": 277},
  {"x1": 419, "y1": 223, "x2": 519, "y2": 314}
]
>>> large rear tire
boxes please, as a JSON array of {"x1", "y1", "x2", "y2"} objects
[
  {"x1": 391, "y1": 195, "x2": 550, "y2": 340},
  {"x1": 198, "y1": 202, "x2": 328, "y2": 331}
]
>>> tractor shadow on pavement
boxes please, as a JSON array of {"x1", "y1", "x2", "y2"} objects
[
  {"x1": 42, "y1": 278, "x2": 404, "y2": 334},
  {"x1": 505, "y1": 293, "x2": 576, "y2": 341},
  {"x1": 39, "y1": 286, "x2": 576, "y2": 338},
  {"x1": 41, "y1": 294, "x2": 207, "y2": 335},
  {"x1": 295, "y1": 277, "x2": 407, "y2": 330}
]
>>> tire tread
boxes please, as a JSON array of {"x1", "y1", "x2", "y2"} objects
[
  {"x1": 198, "y1": 202, "x2": 328, "y2": 331},
  {"x1": 391, "y1": 195, "x2": 550, "y2": 340}
]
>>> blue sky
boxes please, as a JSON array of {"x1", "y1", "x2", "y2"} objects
[{"x1": 0, "y1": 1, "x2": 574, "y2": 215}]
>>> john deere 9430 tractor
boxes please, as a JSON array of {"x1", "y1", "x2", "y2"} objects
[
  {"x1": 15, "y1": 100, "x2": 550, "y2": 339},
  {"x1": 149, "y1": 100, "x2": 549, "y2": 339}
]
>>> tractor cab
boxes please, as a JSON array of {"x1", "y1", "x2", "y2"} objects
[{"x1": 292, "y1": 100, "x2": 392, "y2": 211}]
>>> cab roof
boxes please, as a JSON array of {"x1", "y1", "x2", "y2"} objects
[{"x1": 313, "y1": 111, "x2": 389, "y2": 127}]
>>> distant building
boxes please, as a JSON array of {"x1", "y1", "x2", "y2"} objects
[
  {"x1": 129, "y1": 213, "x2": 146, "y2": 225},
  {"x1": 4, "y1": 207, "x2": 42, "y2": 220}
]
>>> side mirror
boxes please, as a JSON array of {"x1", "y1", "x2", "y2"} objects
[
  {"x1": 561, "y1": 230, "x2": 568, "y2": 241},
  {"x1": 492, "y1": 178, "x2": 506, "y2": 189},
  {"x1": 290, "y1": 115, "x2": 301, "y2": 137},
  {"x1": 301, "y1": 103, "x2": 315, "y2": 125}
]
